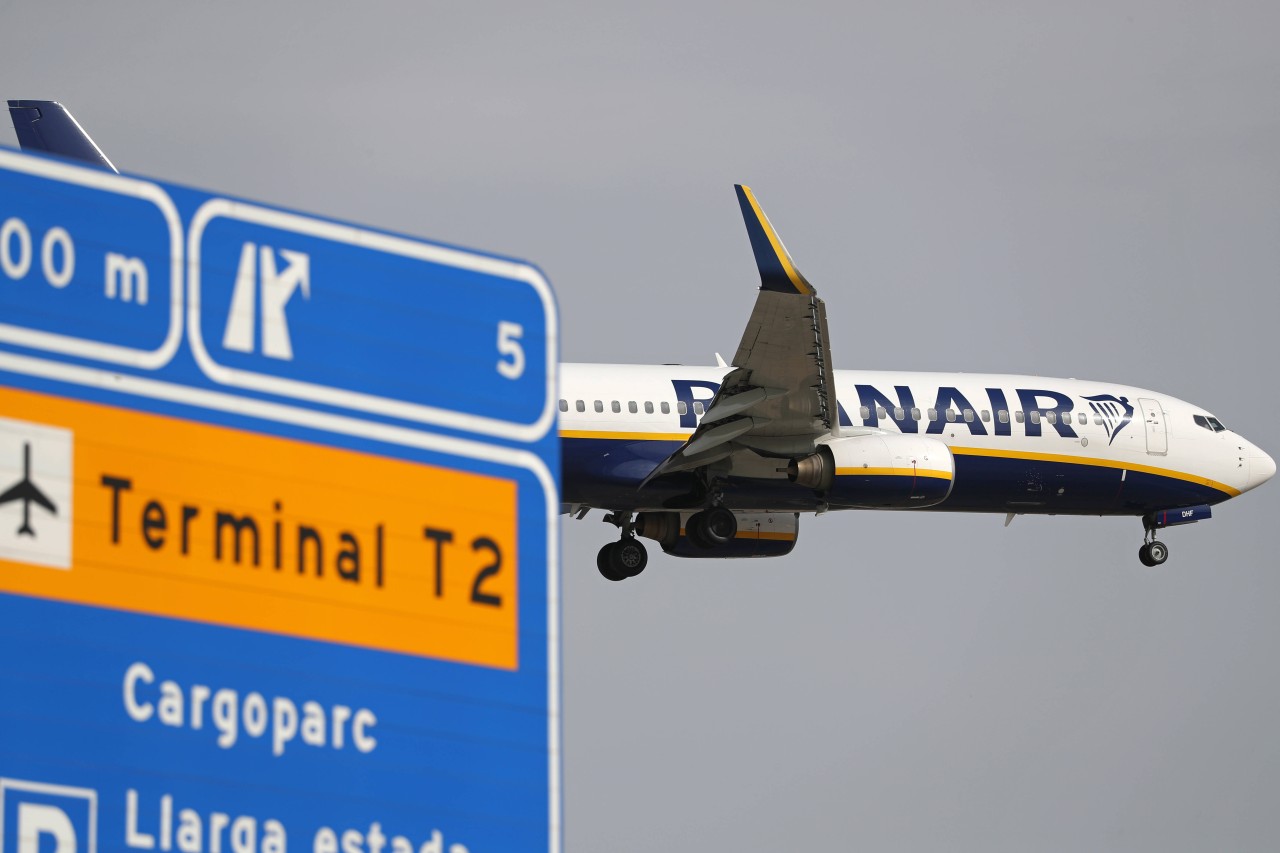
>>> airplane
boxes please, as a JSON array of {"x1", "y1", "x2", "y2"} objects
[
  {"x1": 0, "y1": 442, "x2": 58, "y2": 537},
  {"x1": 560, "y1": 187, "x2": 1275, "y2": 578},
  {"x1": 8, "y1": 101, "x2": 1275, "y2": 579}
]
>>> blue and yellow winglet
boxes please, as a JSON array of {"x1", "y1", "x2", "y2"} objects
[{"x1": 735, "y1": 184, "x2": 814, "y2": 295}]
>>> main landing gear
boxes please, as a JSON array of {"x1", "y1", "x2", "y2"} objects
[
  {"x1": 597, "y1": 538, "x2": 647, "y2": 581},
  {"x1": 685, "y1": 506, "x2": 737, "y2": 549},
  {"x1": 1138, "y1": 528, "x2": 1169, "y2": 567},
  {"x1": 597, "y1": 511, "x2": 648, "y2": 582}
]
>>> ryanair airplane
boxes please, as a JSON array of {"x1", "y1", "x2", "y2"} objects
[
  {"x1": 10, "y1": 102, "x2": 1274, "y2": 580},
  {"x1": 562, "y1": 187, "x2": 1274, "y2": 579}
]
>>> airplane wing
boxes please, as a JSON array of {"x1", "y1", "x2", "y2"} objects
[
  {"x1": 7, "y1": 99, "x2": 118, "y2": 172},
  {"x1": 0, "y1": 479, "x2": 57, "y2": 513},
  {"x1": 642, "y1": 185, "x2": 845, "y2": 486}
]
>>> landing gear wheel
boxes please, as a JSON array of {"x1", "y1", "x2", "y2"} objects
[
  {"x1": 597, "y1": 538, "x2": 648, "y2": 581},
  {"x1": 701, "y1": 506, "x2": 737, "y2": 546},
  {"x1": 1138, "y1": 541, "x2": 1169, "y2": 567},
  {"x1": 597, "y1": 543, "x2": 628, "y2": 581},
  {"x1": 686, "y1": 512, "x2": 713, "y2": 549},
  {"x1": 611, "y1": 537, "x2": 648, "y2": 577}
]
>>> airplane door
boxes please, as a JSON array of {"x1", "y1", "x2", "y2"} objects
[{"x1": 1138, "y1": 397, "x2": 1167, "y2": 455}]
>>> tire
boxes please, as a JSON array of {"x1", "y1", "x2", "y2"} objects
[
  {"x1": 1138, "y1": 544, "x2": 1155, "y2": 567},
  {"x1": 611, "y1": 537, "x2": 648, "y2": 577},
  {"x1": 597, "y1": 543, "x2": 628, "y2": 581},
  {"x1": 686, "y1": 512, "x2": 714, "y2": 549},
  {"x1": 702, "y1": 506, "x2": 737, "y2": 546},
  {"x1": 1147, "y1": 540, "x2": 1169, "y2": 566}
]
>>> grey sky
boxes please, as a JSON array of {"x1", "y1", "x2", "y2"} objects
[{"x1": 3, "y1": 2, "x2": 1278, "y2": 849}]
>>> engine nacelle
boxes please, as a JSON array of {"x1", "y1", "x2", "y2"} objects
[
  {"x1": 788, "y1": 434, "x2": 955, "y2": 508},
  {"x1": 636, "y1": 511, "x2": 799, "y2": 559}
]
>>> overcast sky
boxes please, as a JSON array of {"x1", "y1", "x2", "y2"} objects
[{"x1": 3, "y1": 2, "x2": 1279, "y2": 850}]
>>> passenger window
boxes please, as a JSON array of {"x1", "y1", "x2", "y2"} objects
[
  {"x1": 594, "y1": 400, "x2": 604, "y2": 413},
  {"x1": 1093, "y1": 414, "x2": 1102, "y2": 425},
  {"x1": 576, "y1": 400, "x2": 585, "y2": 413},
  {"x1": 859, "y1": 406, "x2": 871, "y2": 420},
  {"x1": 677, "y1": 402, "x2": 687, "y2": 415},
  {"x1": 911, "y1": 407, "x2": 922, "y2": 421},
  {"x1": 661, "y1": 402, "x2": 671, "y2": 414},
  {"x1": 893, "y1": 406, "x2": 904, "y2": 420},
  {"x1": 998, "y1": 410, "x2": 1009, "y2": 424},
  {"x1": 1046, "y1": 411, "x2": 1057, "y2": 424},
  {"x1": 645, "y1": 401, "x2": 654, "y2": 414},
  {"x1": 611, "y1": 401, "x2": 621, "y2": 413},
  {"x1": 877, "y1": 406, "x2": 888, "y2": 419},
  {"x1": 628, "y1": 401, "x2": 638, "y2": 414},
  {"x1": 945, "y1": 409, "x2": 957, "y2": 422},
  {"x1": 928, "y1": 408, "x2": 939, "y2": 421},
  {"x1": 558, "y1": 399, "x2": 568, "y2": 413},
  {"x1": 1030, "y1": 411, "x2": 1041, "y2": 424},
  {"x1": 1077, "y1": 412, "x2": 1087, "y2": 425},
  {"x1": 693, "y1": 402, "x2": 705, "y2": 415},
  {"x1": 963, "y1": 409, "x2": 974, "y2": 423},
  {"x1": 1015, "y1": 411, "x2": 1025, "y2": 423},
  {"x1": 981, "y1": 409, "x2": 991, "y2": 422}
]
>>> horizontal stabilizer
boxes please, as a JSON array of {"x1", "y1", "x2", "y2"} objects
[
  {"x1": 8, "y1": 100, "x2": 117, "y2": 172},
  {"x1": 735, "y1": 184, "x2": 813, "y2": 295}
]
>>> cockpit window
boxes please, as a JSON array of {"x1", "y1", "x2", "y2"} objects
[{"x1": 1194, "y1": 414, "x2": 1228, "y2": 433}]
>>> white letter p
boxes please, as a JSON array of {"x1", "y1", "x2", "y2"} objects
[{"x1": 17, "y1": 802, "x2": 77, "y2": 853}]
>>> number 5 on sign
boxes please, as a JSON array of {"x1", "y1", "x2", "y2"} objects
[{"x1": 497, "y1": 321, "x2": 524, "y2": 379}]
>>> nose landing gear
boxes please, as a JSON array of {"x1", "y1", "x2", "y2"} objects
[{"x1": 1138, "y1": 529, "x2": 1169, "y2": 567}]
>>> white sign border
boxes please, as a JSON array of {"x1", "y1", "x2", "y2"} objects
[{"x1": 187, "y1": 199, "x2": 558, "y2": 444}]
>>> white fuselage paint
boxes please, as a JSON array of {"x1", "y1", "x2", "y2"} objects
[{"x1": 558, "y1": 363, "x2": 1275, "y2": 514}]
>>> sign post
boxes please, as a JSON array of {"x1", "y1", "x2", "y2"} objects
[{"x1": 0, "y1": 148, "x2": 560, "y2": 853}]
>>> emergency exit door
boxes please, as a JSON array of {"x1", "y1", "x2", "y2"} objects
[{"x1": 1138, "y1": 397, "x2": 1167, "y2": 455}]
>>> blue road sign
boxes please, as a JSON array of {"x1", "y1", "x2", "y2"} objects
[{"x1": 0, "y1": 147, "x2": 561, "y2": 852}]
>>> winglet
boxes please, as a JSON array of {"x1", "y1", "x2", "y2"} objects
[
  {"x1": 7, "y1": 100, "x2": 117, "y2": 173},
  {"x1": 735, "y1": 184, "x2": 813, "y2": 295}
]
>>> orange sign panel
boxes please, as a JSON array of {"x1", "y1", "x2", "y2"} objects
[{"x1": 0, "y1": 386, "x2": 519, "y2": 669}]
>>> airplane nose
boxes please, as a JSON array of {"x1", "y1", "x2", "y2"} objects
[{"x1": 1250, "y1": 449, "x2": 1277, "y2": 491}]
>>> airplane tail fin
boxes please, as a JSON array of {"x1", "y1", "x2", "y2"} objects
[
  {"x1": 17, "y1": 521, "x2": 34, "y2": 537},
  {"x1": 7, "y1": 100, "x2": 118, "y2": 173},
  {"x1": 734, "y1": 184, "x2": 814, "y2": 296}
]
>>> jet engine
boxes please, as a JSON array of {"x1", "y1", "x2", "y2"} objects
[{"x1": 788, "y1": 434, "x2": 955, "y2": 508}]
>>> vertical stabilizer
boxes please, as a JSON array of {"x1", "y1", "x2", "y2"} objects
[{"x1": 7, "y1": 99, "x2": 117, "y2": 172}]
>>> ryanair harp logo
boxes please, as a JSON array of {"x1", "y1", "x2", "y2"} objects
[{"x1": 1084, "y1": 394, "x2": 1134, "y2": 445}]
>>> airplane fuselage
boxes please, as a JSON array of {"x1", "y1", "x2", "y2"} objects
[{"x1": 560, "y1": 363, "x2": 1274, "y2": 516}]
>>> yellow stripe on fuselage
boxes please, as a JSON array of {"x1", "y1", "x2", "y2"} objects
[
  {"x1": 739, "y1": 185, "x2": 813, "y2": 295},
  {"x1": 949, "y1": 446, "x2": 1241, "y2": 497}
]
